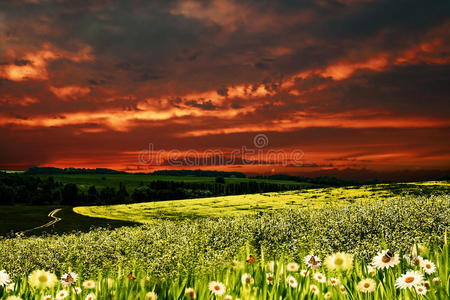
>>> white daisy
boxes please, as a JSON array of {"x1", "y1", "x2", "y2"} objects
[
  {"x1": 82, "y1": 280, "x2": 96, "y2": 289},
  {"x1": 367, "y1": 265, "x2": 377, "y2": 276},
  {"x1": 5, "y1": 283, "x2": 15, "y2": 293},
  {"x1": 55, "y1": 290, "x2": 68, "y2": 300},
  {"x1": 324, "y1": 291, "x2": 332, "y2": 299},
  {"x1": 303, "y1": 255, "x2": 321, "y2": 269},
  {"x1": 28, "y1": 270, "x2": 57, "y2": 289},
  {"x1": 41, "y1": 296, "x2": 53, "y2": 300},
  {"x1": 6, "y1": 296, "x2": 22, "y2": 300},
  {"x1": 300, "y1": 269, "x2": 308, "y2": 277},
  {"x1": 412, "y1": 256, "x2": 424, "y2": 267},
  {"x1": 286, "y1": 262, "x2": 299, "y2": 272},
  {"x1": 326, "y1": 252, "x2": 353, "y2": 270},
  {"x1": 420, "y1": 259, "x2": 436, "y2": 275},
  {"x1": 145, "y1": 291, "x2": 157, "y2": 300},
  {"x1": 411, "y1": 244, "x2": 427, "y2": 257},
  {"x1": 357, "y1": 278, "x2": 377, "y2": 293},
  {"x1": 184, "y1": 287, "x2": 196, "y2": 299},
  {"x1": 241, "y1": 273, "x2": 254, "y2": 285},
  {"x1": 61, "y1": 272, "x2": 78, "y2": 287},
  {"x1": 432, "y1": 277, "x2": 441, "y2": 285},
  {"x1": 231, "y1": 260, "x2": 239, "y2": 268},
  {"x1": 310, "y1": 284, "x2": 319, "y2": 295},
  {"x1": 286, "y1": 276, "x2": 297, "y2": 288},
  {"x1": 415, "y1": 285, "x2": 426, "y2": 295},
  {"x1": 208, "y1": 281, "x2": 225, "y2": 296},
  {"x1": 224, "y1": 296, "x2": 232, "y2": 300},
  {"x1": 313, "y1": 272, "x2": 326, "y2": 283},
  {"x1": 371, "y1": 250, "x2": 399, "y2": 269},
  {"x1": 73, "y1": 287, "x2": 82, "y2": 294},
  {"x1": 0, "y1": 270, "x2": 10, "y2": 287},
  {"x1": 85, "y1": 294, "x2": 96, "y2": 300},
  {"x1": 328, "y1": 277, "x2": 340, "y2": 286},
  {"x1": 266, "y1": 273, "x2": 274, "y2": 285},
  {"x1": 340, "y1": 285, "x2": 347, "y2": 295},
  {"x1": 395, "y1": 270, "x2": 424, "y2": 289}
]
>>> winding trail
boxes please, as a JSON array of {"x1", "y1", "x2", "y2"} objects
[{"x1": 16, "y1": 208, "x2": 62, "y2": 236}]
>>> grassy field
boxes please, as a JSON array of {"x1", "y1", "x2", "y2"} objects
[
  {"x1": 1, "y1": 181, "x2": 447, "y2": 236},
  {"x1": 74, "y1": 181, "x2": 450, "y2": 222},
  {"x1": 0, "y1": 170, "x2": 24, "y2": 174},
  {"x1": 36, "y1": 173, "x2": 312, "y2": 191},
  {"x1": 0, "y1": 186, "x2": 448, "y2": 299},
  {"x1": 1, "y1": 240, "x2": 447, "y2": 299},
  {"x1": 0, "y1": 194, "x2": 448, "y2": 299}
]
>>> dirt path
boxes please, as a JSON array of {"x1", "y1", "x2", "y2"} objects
[{"x1": 16, "y1": 208, "x2": 62, "y2": 236}]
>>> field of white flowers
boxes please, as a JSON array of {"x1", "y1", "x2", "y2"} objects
[
  {"x1": 0, "y1": 194, "x2": 448, "y2": 299},
  {"x1": 0, "y1": 241, "x2": 448, "y2": 299}
]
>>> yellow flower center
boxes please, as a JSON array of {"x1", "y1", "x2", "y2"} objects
[
  {"x1": 214, "y1": 285, "x2": 220, "y2": 291},
  {"x1": 418, "y1": 288, "x2": 423, "y2": 292},
  {"x1": 426, "y1": 264, "x2": 431, "y2": 269},
  {"x1": 38, "y1": 275, "x2": 48, "y2": 282},
  {"x1": 334, "y1": 257, "x2": 344, "y2": 265},
  {"x1": 364, "y1": 283, "x2": 370, "y2": 288},
  {"x1": 405, "y1": 277, "x2": 414, "y2": 283}
]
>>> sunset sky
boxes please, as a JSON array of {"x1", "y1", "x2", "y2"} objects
[{"x1": 1, "y1": 0, "x2": 449, "y2": 179}]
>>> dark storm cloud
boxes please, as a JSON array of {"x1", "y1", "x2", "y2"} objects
[
  {"x1": 2, "y1": 0, "x2": 448, "y2": 92},
  {"x1": 0, "y1": 0, "x2": 449, "y2": 173},
  {"x1": 309, "y1": 64, "x2": 450, "y2": 118},
  {"x1": 184, "y1": 99, "x2": 217, "y2": 110}
]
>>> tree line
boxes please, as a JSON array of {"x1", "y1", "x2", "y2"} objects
[{"x1": 0, "y1": 173, "x2": 302, "y2": 206}]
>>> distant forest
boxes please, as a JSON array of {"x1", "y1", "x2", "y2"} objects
[
  {"x1": 0, "y1": 167, "x2": 389, "y2": 206},
  {"x1": 24, "y1": 167, "x2": 246, "y2": 178}
]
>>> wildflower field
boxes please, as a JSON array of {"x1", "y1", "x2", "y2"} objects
[
  {"x1": 0, "y1": 240, "x2": 448, "y2": 299},
  {"x1": 0, "y1": 192, "x2": 449, "y2": 299}
]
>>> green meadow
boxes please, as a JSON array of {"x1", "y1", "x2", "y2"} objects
[
  {"x1": 74, "y1": 181, "x2": 450, "y2": 222},
  {"x1": 36, "y1": 173, "x2": 311, "y2": 191}
]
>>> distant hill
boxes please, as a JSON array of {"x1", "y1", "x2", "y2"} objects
[
  {"x1": 25, "y1": 167, "x2": 127, "y2": 175},
  {"x1": 150, "y1": 169, "x2": 246, "y2": 178},
  {"x1": 24, "y1": 167, "x2": 246, "y2": 178}
]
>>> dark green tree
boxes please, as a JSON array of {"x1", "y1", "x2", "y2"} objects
[{"x1": 61, "y1": 183, "x2": 78, "y2": 205}]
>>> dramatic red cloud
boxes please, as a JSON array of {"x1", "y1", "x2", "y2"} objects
[{"x1": 0, "y1": 0, "x2": 449, "y2": 178}]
